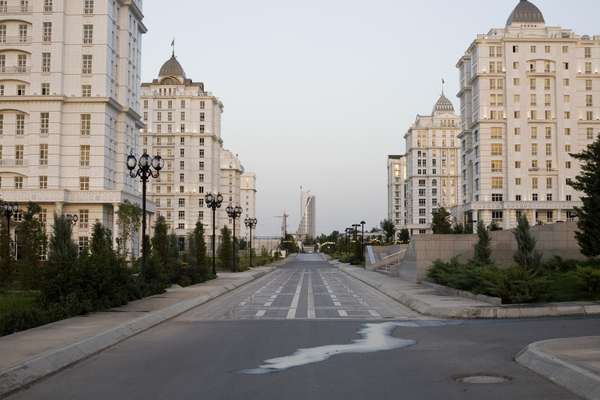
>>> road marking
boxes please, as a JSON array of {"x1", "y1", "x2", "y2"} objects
[
  {"x1": 338, "y1": 310, "x2": 348, "y2": 317},
  {"x1": 307, "y1": 273, "x2": 316, "y2": 319},
  {"x1": 369, "y1": 310, "x2": 381, "y2": 318},
  {"x1": 333, "y1": 301, "x2": 341, "y2": 307},
  {"x1": 256, "y1": 310, "x2": 266, "y2": 317},
  {"x1": 270, "y1": 295, "x2": 277, "y2": 299},
  {"x1": 264, "y1": 302, "x2": 273, "y2": 307},
  {"x1": 286, "y1": 271, "x2": 305, "y2": 319},
  {"x1": 239, "y1": 302, "x2": 247, "y2": 306}
]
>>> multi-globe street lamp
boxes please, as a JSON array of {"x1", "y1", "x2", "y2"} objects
[
  {"x1": 345, "y1": 227, "x2": 353, "y2": 253},
  {"x1": 0, "y1": 200, "x2": 19, "y2": 262},
  {"x1": 205, "y1": 192, "x2": 224, "y2": 276},
  {"x1": 226, "y1": 205, "x2": 243, "y2": 272},
  {"x1": 244, "y1": 217, "x2": 257, "y2": 268},
  {"x1": 65, "y1": 214, "x2": 79, "y2": 226},
  {"x1": 126, "y1": 152, "x2": 164, "y2": 271}
]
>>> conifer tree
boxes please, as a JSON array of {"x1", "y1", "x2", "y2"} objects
[
  {"x1": 513, "y1": 215, "x2": 542, "y2": 272},
  {"x1": 568, "y1": 134, "x2": 600, "y2": 258},
  {"x1": 473, "y1": 221, "x2": 492, "y2": 265},
  {"x1": 431, "y1": 207, "x2": 452, "y2": 234}
]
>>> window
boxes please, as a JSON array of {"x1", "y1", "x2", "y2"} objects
[
  {"x1": 585, "y1": 62, "x2": 592, "y2": 74},
  {"x1": 39, "y1": 176, "x2": 47, "y2": 189},
  {"x1": 563, "y1": 79, "x2": 570, "y2": 87},
  {"x1": 14, "y1": 176, "x2": 23, "y2": 189},
  {"x1": 546, "y1": 160, "x2": 552, "y2": 171},
  {"x1": 199, "y1": 161, "x2": 204, "y2": 170},
  {"x1": 586, "y1": 80, "x2": 593, "y2": 91},
  {"x1": 515, "y1": 161, "x2": 521, "y2": 168},
  {"x1": 81, "y1": 114, "x2": 91, "y2": 135},
  {"x1": 531, "y1": 160, "x2": 538, "y2": 169},
  {"x1": 0, "y1": 114, "x2": 4, "y2": 135},
  {"x1": 199, "y1": 149, "x2": 204, "y2": 158},
  {"x1": 0, "y1": 85, "x2": 3, "y2": 95},
  {"x1": 0, "y1": 54, "x2": 4, "y2": 72},
  {"x1": 41, "y1": 83, "x2": 50, "y2": 95},
  {"x1": 491, "y1": 127, "x2": 502, "y2": 139},
  {"x1": 515, "y1": 144, "x2": 521, "y2": 152},
  {"x1": 80, "y1": 145, "x2": 90, "y2": 167},
  {"x1": 15, "y1": 145, "x2": 23, "y2": 164},
  {"x1": 530, "y1": 78, "x2": 536, "y2": 90},
  {"x1": 81, "y1": 84, "x2": 91, "y2": 97},
  {"x1": 491, "y1": 144, "x2": 502, "y2": 156},
  {"x1": 491, "y1": 160, "x2": 503, "y2": 172},
  {"x1": 491, "y1": 177, "x2": 503, "y2": 189},
  {"x1": 84, "y1": 0, "x2": 94, "y2": 14},
  {"x1": 546, "y1": 178, "x2": 553, "y2": 189},
  {"x1": 532, "y1": 177, "x2": 538, "y2": 189},
  {"x1": 531, "y1": 143, "x2": 538, "y2": 156},
  {"x1": 515, "y1": 178, "x2": 521, "y2": 185},
  {"x1": 545, "y1": 143, "x2": 552, "y2": 156},
  {"x1": 17, "y1": 84, "x2": 26, "y2": 96},
  {"x1": 566, "y1": 161, "x2": 572, "y2": 169},
  {"x1": 79, "y1": 176, "x2": 90, "y2": 191},
  {"x1": 492, "y1": 194, "x2": 503, "y2": 202},
  {"x1": 83, "y1": 24, "x2": 93, "y2": 44},
  {"x1": 78, "y1": 237, "x2": 89, "y2": 255},
  {"x1": 42, "y1": 52, "x2": 51, "y2": 73},
  {"x1": 40, "y1": 113, "x2": 49, "y2": 135},
  {"x1": 16, "y1": 114, "x2": 24, "y2": 135},
  {"x1": 44, "y1": 0, "x2": 52, "y2": 12},
  {"x1": 82, "y1": 55, "x2": 92, "y2": 74},
  {"x1": 492, "y1": 211, "x2": 503, "y2": 223},
  {"x1": 179, "y1": 148, "x2": 184, "y2": 157},
  {"x1": 532, "y1": 193, "x2": 539, "y2": 201},
  {"x1": 19, "y1": 24, "x2": 27, "y2": 42},
  {"x1": 43, "y1": 22, "x2": 52, "y2": 42},
  {"x1": 587, "y1": 128, "x2": 595, "y2": 140},
  {"x1": 79, "y1": 210, "x2": 89, "y2": 229},
  {"x1": 565, "y1": 128, "x2": 571, "y2": 136},
  {"x1": 586, "y1": 95, "x2": 593, "y2": 107},
  {"x1": 40, "y1": 144, "x2": 48, "y2": 165}
]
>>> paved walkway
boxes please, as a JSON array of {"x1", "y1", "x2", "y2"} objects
[
  {"x1": 517, "y1": 336, "x2": 600, "y2": 400},
  {"x1": 0, "y1": 264, "x2": 285, "y2": 397}
]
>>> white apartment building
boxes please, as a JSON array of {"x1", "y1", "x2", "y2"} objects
[
  {"x1": 220, "y1": 149, "x2": 243, "y2": 238},
  {"x1": 403, "y1": 94, "x2": 461, "y2": 235},
  {"x1": 141, "y1": 52, "x2": 224, "y2": 250},
  {"x1": 387, "y1": 155, "x2": 406, "y2": 229},
  {"x1": 0, "y1": 0, "x2": 146, "y2": 252},
  {"x1": 239, "y1": 171, "x2": 256, "y2": 243},
  {"x1": 456, "y1": 0, "x2": 599, "y2": 230}
]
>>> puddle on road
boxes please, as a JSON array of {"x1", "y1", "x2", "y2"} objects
[{"x1": 240, "y1": 320, "x2": 459, "y2": 375}]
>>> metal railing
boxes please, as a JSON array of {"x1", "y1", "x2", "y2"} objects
[
  {"x1": 0, "y1": 6, "x2": 32, "y2": 14},
  {"x1": 0, "y1": 66, "x2": 31, "y2": 74},
  {"x1": 0, "y1": 36, "x2": 32, "y2": 45}
]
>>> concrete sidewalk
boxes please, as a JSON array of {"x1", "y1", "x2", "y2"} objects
[
  {"x1": 517, "y1": 336, "x2": 600, "y2": 400},
  {"x1": 0, "y1": 260, "x2": 288, "y2": 398},
  {"x1": 337, "y1": 263, "x2": 600, "y2": 319}
]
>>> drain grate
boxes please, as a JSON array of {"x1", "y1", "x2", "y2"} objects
[{"x1": 455, "y1": 374, "x2": 511, "y2": 384}]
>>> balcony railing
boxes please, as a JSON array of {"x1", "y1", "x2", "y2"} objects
[
  {"x1": 0, "y1": 159, "x2": 27, "y2": 167},
  {"x1": 0, "y1": 6, "x2": 32, "y2": 14},
  {"x1": 0, "y1": 36, "x2": 32, "y2": 45},
  {"x1": 0, "y1": 66, "x2": 30, "y2": 74}
]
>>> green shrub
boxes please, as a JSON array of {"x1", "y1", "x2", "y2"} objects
[{"x1": 575, "y1": 267, "x2": 600, "y2": 299}]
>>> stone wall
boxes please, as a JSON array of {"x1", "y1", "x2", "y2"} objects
[{"x1": 396, "y1": 222, "x2": 585, "y2": 283}]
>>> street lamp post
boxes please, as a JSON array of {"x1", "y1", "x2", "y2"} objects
[
  {"x1": 226, "y1": 205, "x2": 243, "y2": 272},
  {"x1": 360, "y1": 221, "x2": 366, "y2": 262},
  {"x1": 345, "y1": 227, "x2": 353, "y2": 253},
  {"x1": 205, "y1": 193, "x2": 224, "y2": 276},
  {"x1": 0, "y1": 200, "x2": 19, "y2": 264},
  {"x1": 65, "y1": 214, "x2": 79, "y2": 226},
  {"x1": 244, "y1": 217, "x2": 258, "y2": 268},
  {"x1": 126, "y1": 152, "x2": 164, "y2": 272}
]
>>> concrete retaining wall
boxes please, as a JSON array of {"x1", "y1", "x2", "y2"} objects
[{"x1": 397, "y1": 222, "x2": 585, "y2": 282}]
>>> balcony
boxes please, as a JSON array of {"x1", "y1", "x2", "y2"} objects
[
  {"x1": 0, "y1": 66, "x2": 31, "y2": 74},
  {"x1": 0, "y1": 5, "x2": 32, "y2": 14},
  {"x1": 0, "y1": 159, "x2": 27, "y2": 167},
  {"x1": 0, "y1": 36, "x2": 32, "y2": 45}
]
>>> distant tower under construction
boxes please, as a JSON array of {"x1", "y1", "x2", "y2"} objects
[{"x1": 297, "y1": 188, "x2": 316, "y2": 240}]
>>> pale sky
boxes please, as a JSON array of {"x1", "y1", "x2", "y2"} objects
[{"x1": 141, "y1": 0, "x2": 599, "y2": 236}]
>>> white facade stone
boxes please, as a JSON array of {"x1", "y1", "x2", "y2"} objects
[
  {"x1": 387, "y1": 155, "x2": 406, "y2": 229},
  {"x1": 240, "y1": 172, "x2": 256, "y2": 242}
]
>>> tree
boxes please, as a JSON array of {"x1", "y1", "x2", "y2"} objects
[
  {"x1": 151, "y1": 216, "x2": 169, "y2": 266},
  {"x1": 40, "y1": 215, "x2": 82, "y2": 315},
  {"x1": 431, "y1": 207, "x2": 452, "y2": 234},
  {"x1": 513, "y1": 215, "x2": 542, "y2": 272},
  {"x1": 117, "y1": 201, "x2": 142, "y2": 260},
  {"x1": 280, "y1": 233, "x2": 299, "y2": 254},
  {"x1": 380, "y1": 219, "x2": 396, "y2": 243},
  {"x1": 165, "y1": 233, "x2": 182, "y2": 284},
  {"x1": 219, "y1": 226, "x2": 234, "y2": 271},
  {"x1": 451, "y1": 224, "x2": 465, "y2": 234},
  {"x1": 568, "y1": 135, "x2": 600, "y2": 258},
  {"x1": 186, "y1": 221, "x2": 209, "y2": 283},
  {"x1": 15, "y1": 202, "x2": 47, "y2": 289},
  {"x1": 488, "y1": 221, "x2": 502, "y2": 231},
  {"x1": 399, "y1": 228, "x2": 410, "y2": 244},
  {"x1": 0, "y1": 217, "x2": 12, "y2": 287},
  {"x1": 473, "y1": 221, "x2": 492, "y2": 265}
]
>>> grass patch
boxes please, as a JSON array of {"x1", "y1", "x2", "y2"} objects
[{"x1": 0, "y1": 291, "x2": 51, "y2": 336}]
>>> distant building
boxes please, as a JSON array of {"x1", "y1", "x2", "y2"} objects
[
  {"x1": 297, "y1": 192, "x2": 316, "y2": 240},
  {"x1": 387, "y1": 155, "x2": 406, "y2": 232},
  {"x1": 0, "y1": 0, "x2": 147, "y2": 253},
  {"x1": 141, "y1": 52, "x2": 223, "y2": 250},
  {"x1": 456, "y1": 0, "x2": 598, "y2": 229},
  {"x1": 403, "y1": 94, "x2": 461, "y2": 235},
  {"x1": 220, "y1": 149, "x2": 244, "y2": 237}
]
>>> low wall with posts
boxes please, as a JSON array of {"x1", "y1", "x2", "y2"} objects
[{"x1": 396, "y1": 222, "x2": 585, "y2": 283}]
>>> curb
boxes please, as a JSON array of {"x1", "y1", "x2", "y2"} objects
[
  {"x1": 0, "y1": 264, "x2": 282, "y2": 398},
  {"x1": 516, "y1": 338, "x2": 600, "y2": 400},
  {"x1": 338, "y1": 265, "x2": 600, "y2": 319}
]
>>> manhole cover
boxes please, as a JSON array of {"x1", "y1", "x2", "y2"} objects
[{"x1": 456, "y1": 375, "x2": 510, "y2": 384}]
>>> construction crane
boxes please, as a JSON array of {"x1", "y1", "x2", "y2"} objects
[{"x1": 274, "y1": 211, "x2": 289, "y2": 239}]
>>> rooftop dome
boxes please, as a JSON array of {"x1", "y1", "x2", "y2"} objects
[
  {"x1": 433, "y1": 93, "x2": 455, "y2": 114},
  {"x1": 159, "y1": 54, "x2": 186, "y2": 79},
  {"x1": 506, "y1": 0, "x2": 545, "y2": 26}
]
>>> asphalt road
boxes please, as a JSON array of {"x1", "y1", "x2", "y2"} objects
[{"x1": 9, "y1": 254, "x2": 600, "y2": 400}]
